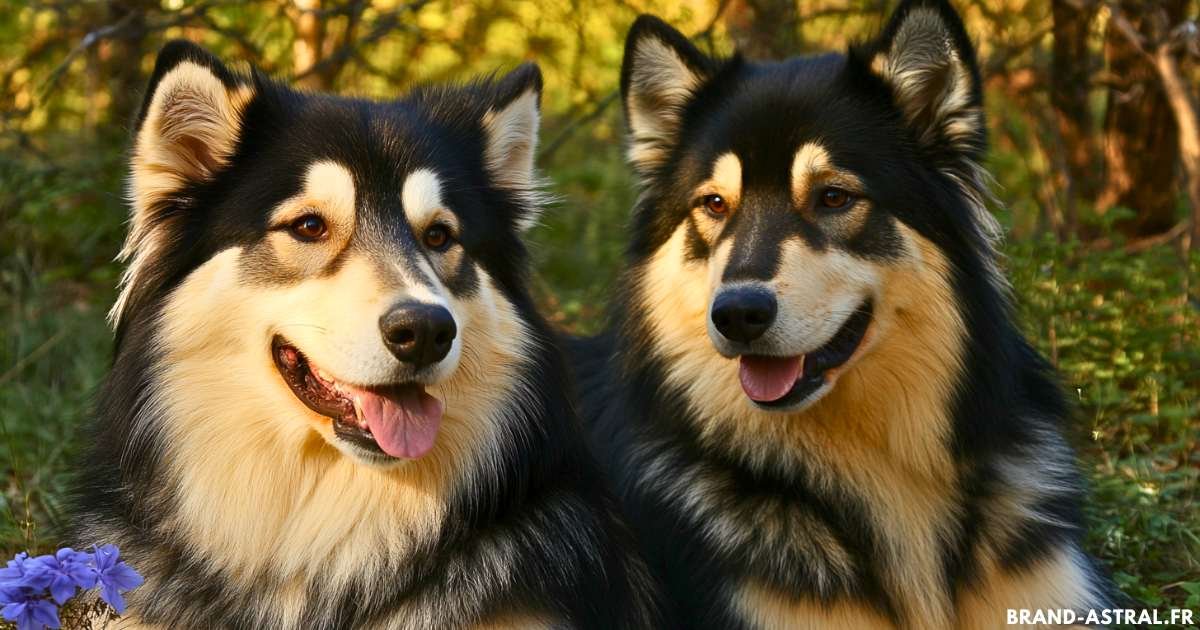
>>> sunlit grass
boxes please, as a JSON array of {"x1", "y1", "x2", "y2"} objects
[{"x1": 0, "y1": 270, "x2": 113, "y2": 556}]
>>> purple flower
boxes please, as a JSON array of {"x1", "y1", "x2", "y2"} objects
[
  {"x1": 0, "y1": 552, "x2": 27, "y2": 582},
  {"x1": 0, "y1": 586, "x2": 60, "y2": 630},
  {"x1": 0, "y1": 544, "x2": 143, "y2": 627},
  {"x1": 35, "y1": 548, "x2": 97, "y2": 605},
  {"x1": 0, "y1": 553, "x2": 52, "y2": 591},
  {"x1": 91, "y1": 545, "x2": 143, "y2": 614}
]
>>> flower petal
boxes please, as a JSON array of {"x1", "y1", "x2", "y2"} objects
[
  {"x1": 66, "y1": 566, "x2": 97, "y2": 590},
  {"x1": 0, "y1": 586, "x2": 21, "y2": 606},
  {"x1": 108, "y1": 564, "x2": 144, "y2": 591},
  {"x1": 16, "y1": 610, "x2": 39, "y2": 630},
  {"x1": 92, "y1": 545, "x2": 120, "y2": 572},
  {"x1": 100, "y1": 582, "x2": 127, "y2": 615},
  {"x1": 48, "y1": 575, "x2": 75, "y2": 605},
  {"x1": 30, "y1": 600, "x2": 60, "y2": 629},
  {"x1": 2, "y1": 600, "x2": 27, "y2": 621}
]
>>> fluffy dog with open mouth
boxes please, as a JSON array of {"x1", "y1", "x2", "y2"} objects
[
  {"x1": 70, "y1": 40, "x2": 660, "y2": 629},
  {"x1": 574, "y1": 1, "x2": 1123, "y2": 627}
]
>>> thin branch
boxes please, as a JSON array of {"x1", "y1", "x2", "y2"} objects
[
  {"x1": 36, "y1": 1, "x2": 259, "y2": 99},
  {"x1": 0, "y1": 330, "x2": 68, "y2": 387},
  {"x1": 1167, "y1": 19, "x2": 1199, "y2": 57},
  {"x1": 800, "y1": 5, "x2": 879, "y2": 21},
  {"x1": 1106, "y1": 3, "x2": 1156, "y2": 62},
  {"x1": 1089, "y1": 220, "x2": 1192, "y2": 252},
  {"x1": 983, "y1": 25, "x2": 1054, "y2": 75},
  {"x1": 36, "y1": 10, "x2": 141, "y2": 98},
  {"x1": 195, "y1": 13, "x2": 267, "y2": 67},
  {"x1": 538, "y1": 91, "x2": 620, "y2": 162},
  {"x1": 294, "y1": 0, "x2": 431, "y2": 81}
]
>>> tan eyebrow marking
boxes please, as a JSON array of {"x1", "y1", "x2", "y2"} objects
[
  {"x1": 709, "y1": 152, "x2": 742, "y2": 204},
  {"x1": 689, "y1": 152, "x2": 743, "y2": 243},
  {"x1": 402, "y1": 168, "x2": 443, "y2": 226},
  {"x1": 402, "y1": 168, "x2": 461, "y2": 233},
  {"x1": 268, "y1": 160, "x2": 356, "y2": 227},
  {"x1": 790, "y1": 142, "x2": 865, "y2": 207},
  {"x1": 790, "y1": 142, "x2": 834, "y2": 206}
]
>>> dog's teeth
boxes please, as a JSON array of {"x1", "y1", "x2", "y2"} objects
[
  {"x1": 352, "y1": 397, "x2": 371, "y2": 429},
  {"x1": 315, "y1": 369, "x2": 337, "y2": 388}
]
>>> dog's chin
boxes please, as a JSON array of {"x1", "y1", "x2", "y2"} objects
[
  {"x1": 271, "y1": 336, "x2": 447, "y2": 465},
  {"x1": 714, "y1": 300, "x2": 875, "y2": 413},
  {"x1": 333, "y1": 441, "x2": 413, "y2": 469}
]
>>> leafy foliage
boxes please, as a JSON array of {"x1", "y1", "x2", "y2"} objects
[{"x1": 1007, "y1": 233, "x2": 1200, "y2": 609}]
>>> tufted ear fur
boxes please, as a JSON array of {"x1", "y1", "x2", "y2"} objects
[
  {"x1": 482, "y1": 62, "x2": 545, "y2": 232},
  {"x1": 852, "y1": 0, "x2": 999, "y2": 242},
  {"x1": 620, "y1": 15, "x2": 717, "y2": 180},
  {"x1": 114, "y1": 40, "x2": 254, "y2": 326},
  {"x1": 855, "y1": 0, "x2": 985, "y2": 160}
]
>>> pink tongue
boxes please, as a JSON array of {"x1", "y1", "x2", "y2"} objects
[
  {"x1": 738, "y1": 355, "x2": 804, "y2": 402},
  {"x1": 350, "y1": 386, "x2": 443, "y2": 459}
]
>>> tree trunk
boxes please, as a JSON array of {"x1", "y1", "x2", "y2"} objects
[
  {"x1": 725, "y1": 0, "x2": 800, "y2": 59},
  {"x1": 1152, "y1": 41, "x2": 1200, "y2": 243},
  {"x1": 293, "y1": 0, "x2": 328, "y2": 90},
  {"x1": 1050, "y1": 0, "x2": 1100, "y2": 236},
  {"x1": 1097, "y1": 0, "x2": 1187, "y2": 237}
]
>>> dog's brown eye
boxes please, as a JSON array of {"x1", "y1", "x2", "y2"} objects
[
  {"x1": 703, "y1": 194, "x2": 728, "y2": 217},
  {"x1": 819, "y1": 188, "x2": 853, "y2": 210},
  {"x1": 423, "y1": 224, "x2": 452, "y2": 251},
  {"x1": 289, "y1": 214, "x2": 327, "y2": 241}
]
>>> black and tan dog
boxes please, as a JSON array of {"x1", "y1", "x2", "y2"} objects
[
  {"x1": 71, "y1": 41, "x2": 660, "y2": 629},
  {"x1": 575, "y1": 1, "x2": 1121, "y2": 627}
]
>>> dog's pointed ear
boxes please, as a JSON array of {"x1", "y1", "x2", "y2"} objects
[
  {"x1": 130, "y1": 40, "x2": 253, "y2": 210},
  {"x1": 114, "y1": 40, "x2": 254, "y2": 326},
  {"x1": 482, "y1": 62, "x2": 544, "y2": 232},
  {"x1": 621, "y1": 15, "x2": 715, "y2": 178},
  {"x1": 855, "y1": 0, "x2": 985, "y2": 159}
]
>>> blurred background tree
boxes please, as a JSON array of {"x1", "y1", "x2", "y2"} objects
[{"x1": 0, "y1": 0, "x2": 1197, "y2": 614}]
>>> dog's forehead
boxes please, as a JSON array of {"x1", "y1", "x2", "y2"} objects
[
  {"x1": 691, "y1": 54, "x2": 889, "y2": 182},
  {"x1": 291, "y1": 159, "x2": 448, "y2": 215},
  {"x1": 276, "y1": 96, "x2": 465, "y2": 178},
  {"x1": 724, "y1": 55, "x2": 846, "y2": 129},
  {"x1": 272, "y1": 108, "x2": 472, "y2": 220}
]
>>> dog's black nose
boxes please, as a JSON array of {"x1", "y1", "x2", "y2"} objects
[
  {"x1": 379, "y1": 302, "x2": 457, "y2": 368},
  {"x1": 711, "y1": 287, "x2": 777, "y2": 343}
]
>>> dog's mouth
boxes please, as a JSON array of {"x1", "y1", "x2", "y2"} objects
[
  {"x1": 738, "y1": 301, "x2": 873, "y2": 408},
  {"x1": 271, "y1": 336, "x2": 443, "y2": 459}
]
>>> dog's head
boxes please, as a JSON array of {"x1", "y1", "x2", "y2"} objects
[
  {"x1": 116, "y1": 41, "x2": 545, "y2": 467},
  {"x1": 622, "y1": 0, "x2": 996, "y2": 415}
]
